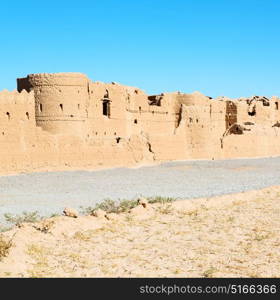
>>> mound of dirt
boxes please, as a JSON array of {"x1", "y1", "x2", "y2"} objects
[{"x1": 1, "y1": 186, "x2": 280, "y2": 277}]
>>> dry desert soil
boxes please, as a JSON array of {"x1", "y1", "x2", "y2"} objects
[{"x1": 0, "y1": 185, "x2": 280, "y2": 277}]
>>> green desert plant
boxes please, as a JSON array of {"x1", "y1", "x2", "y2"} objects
[
  {"x1": 147, "y1": 196, "x2": 177, "y2": 204},
  {"x1": 0, "y1": 225, "x2": 12, "y2": 233},
  {"x1": 80, "y1": 198, "x2": 138, "y2": 215},
  {"x1": 118, "y1": 199, "x2": 138, "y2": 212},
  {"x1": 94, "y1": 199, "x2": 120, "y2": 213},
  {"x1": 80, "y1": 196, "x2": 177, "y2": 215},
  {"x1": 4, "y1": 211, "x2": 42, "y2": 226}
]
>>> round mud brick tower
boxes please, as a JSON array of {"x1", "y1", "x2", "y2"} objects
[{"x1": 17, "y1": 73, "x2": 89, "y2": 135}]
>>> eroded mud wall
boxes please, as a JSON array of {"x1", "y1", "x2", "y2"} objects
[{"x1": 1, "y1": 72, "x2": 280, "y2": 175}]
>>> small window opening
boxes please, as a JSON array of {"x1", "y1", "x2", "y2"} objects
[
  {"x1": 104, "y1": 89, "x2": 109, "y2": 99},
  {"x1": 114, "y1": 132, "x2": 117, "y2": 135},
  {"x1": 26, "y1": 112, "x2": 29, "y2": 120},
  {"x1": 275, "y1": 102, "x2": 279, "y2": 110},
  {"x1": 248, "y1": 108, "x2": 256, "y2": 116},
  {"x1": 2, "y1": 132, "x2": 4, "y2": 136},
  {"x1": 78, "y1": 104, "x2": 80, "y2": 110},
  {"x1": 189, "y1": 117, "x2": 193, "y2": 123},
  {"x1": 59, "y1": 104, "x2": 63, "y2": 111},
  {"x1": 134, "y1": 119, "x2": 138, "y2": 124},
  {"x1": 104, "y1": 132, "x2": 106, "y2": 135},
  {"x1": 196, "y1": 119, "x2": 199, "y2": 123},
  {"x1": 263, "y1": 100, "x2": 270, "y2": 106},
  {"x1": 6, "y1": 112, "x2": 10, "y2": 120},
  {"x1": 139, "y1": 106, "x2": 141, "y2": 112},
  {"x1": 39, "y1": 104, "x2": 43, "y2": 112},
  {"x1": 116, "y1": 137, "x2": 121, "y2": 143}
]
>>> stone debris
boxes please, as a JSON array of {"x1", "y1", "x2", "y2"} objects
[
  {"x1": 63, "y1": 207, "x2": 78, "y2": 218},
  {"x1": 137, "y1": 197, "x2": 148, "y2": 208},
  {"x1": 105, "y1": 213, "x2": 119, "y2": 221},
  {"x1": 91, "y1": 209, "x2": 107, "y2": 218}
]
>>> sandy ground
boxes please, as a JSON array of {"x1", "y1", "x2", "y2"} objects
[{"x1": 0, "y1": 185, "x2": 280, "y2": 278}]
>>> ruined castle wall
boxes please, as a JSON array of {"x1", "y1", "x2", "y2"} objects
[
  {"x1": 129, "y1": 92, "x2": 188, "y2": 160},
  {"x1": 222, "y1": 126, "x2": 280, "y2": 158},
  {"x1": 1, "y1": 72, "x2": 280, "y2": 175},
  {"x1": 177, "y1": 94, "x2": 227, "y2": 159}
]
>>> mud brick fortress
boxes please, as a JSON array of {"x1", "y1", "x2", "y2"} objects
[{"x1": 0, "y1": 72, "x2": 280, "y2": 174}]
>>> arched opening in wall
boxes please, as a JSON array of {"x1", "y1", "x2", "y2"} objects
[
  {"x1": 139, "y1": 106, "x2": 141, "y2": 112},
  {"x1": 6, "y1": 112, "x2": 10, "y2": 120},
  {"x1": 275, "y1": 102, "x2": 279, "y2": 110},
  {"x1": 59, "y1": 104, "x2": 63, "y2": 111},
  {"x1": 39, "y1": 103, "x2": 43, "y2": 112},
  {"x1": 134, "y1": 119, "x2": 138, "y2": 124},
  {"x1": 104, "y1": 89, "x2": 109, "y2": 99},
  {"x1": 78, "y1": 104, "x2": 80, "y2": 110},
  {"x1": 26, "y1": 112, "x2": 29, "y2": 120}
]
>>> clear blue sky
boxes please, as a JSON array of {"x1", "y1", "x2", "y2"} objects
[{"x1": 0, "y1": 0, "x2": 280, "y2": 98}]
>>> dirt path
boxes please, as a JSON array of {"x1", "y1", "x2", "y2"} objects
[
  {"x1": 1, "y1": 185, "x2": 280, "y2": 277},
  {"x1": 1, "y1": 156, "x2": 280, "y2": 225}
]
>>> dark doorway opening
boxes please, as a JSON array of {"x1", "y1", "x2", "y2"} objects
[{"x1": 103, "y1": 100, "x2": 110, "y2": 117}]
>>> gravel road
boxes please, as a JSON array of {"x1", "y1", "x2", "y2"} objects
[{"x1": 1, "y1": 157, "x2": 280, "y2": 224}]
